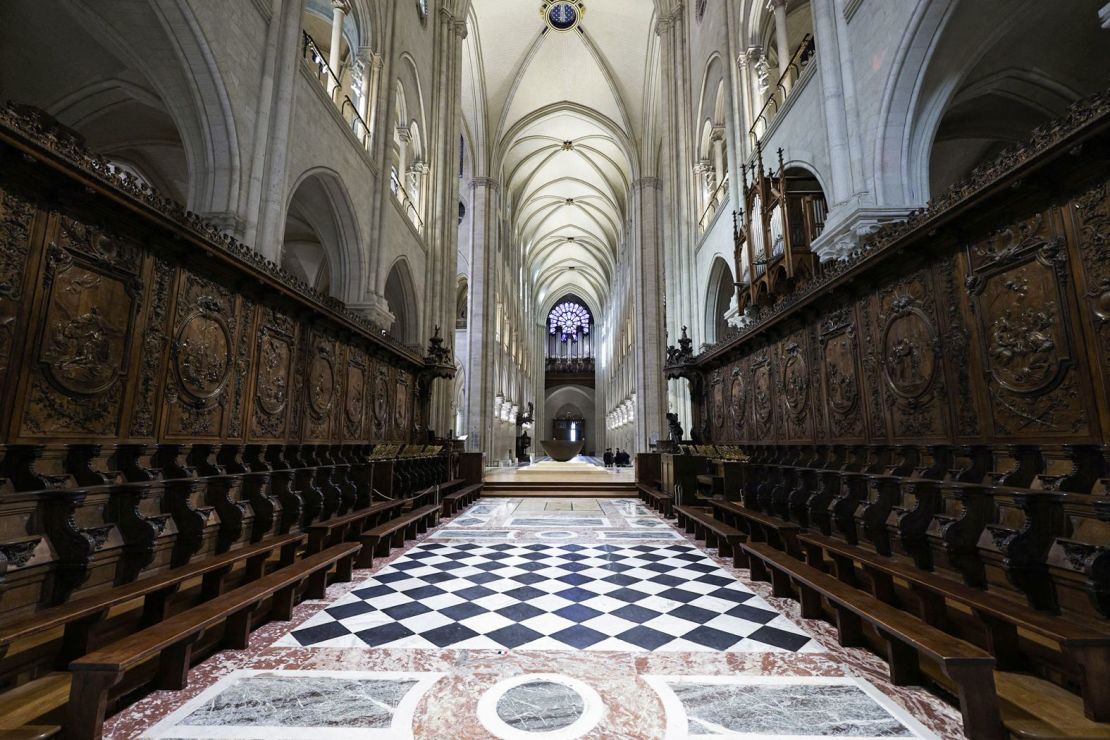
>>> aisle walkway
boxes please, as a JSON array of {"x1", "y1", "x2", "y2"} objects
[{"x1": 108, "y1": 498, "x2": 965, "y2": 739}]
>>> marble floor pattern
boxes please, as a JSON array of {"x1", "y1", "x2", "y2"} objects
[{"x1": 107, "y1": 498, "x2": 967, "y2": 739}]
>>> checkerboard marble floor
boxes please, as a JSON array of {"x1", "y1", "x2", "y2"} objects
[
  {"x1": 106, "y1": 497, "x2": 967, "y2": 739},
  {"x1": 278, "y1": 540, "x2": 819, "y2": 652}
]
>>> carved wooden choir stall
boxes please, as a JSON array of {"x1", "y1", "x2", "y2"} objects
[
  {"x1": 647, "y1": 90, "x2": 1110, "y2": 740},
  {"x1": 0, "y1": 105, "x2": 482, "y2": 739}
]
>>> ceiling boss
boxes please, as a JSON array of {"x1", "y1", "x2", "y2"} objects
[{"x1": 541, "y1": 1, "x2": 586, "y2": 32}]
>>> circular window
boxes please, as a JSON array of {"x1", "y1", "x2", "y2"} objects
[{"x1": 544, "y1": 2, "x2": 584, "y2": 32}]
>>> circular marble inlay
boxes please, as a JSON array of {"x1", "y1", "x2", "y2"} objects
[
  {"x1": 478, "y1": 674, "x2": 604, "y2": 739},
  {"x1": 538, "y1": 530, "x2": 575, "y2": 540},
  {"x1": 497, "y1": 681, "x2": 584, "y2": 731}
]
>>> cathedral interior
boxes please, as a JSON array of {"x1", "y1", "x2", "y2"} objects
[{"x1": 0, "y1": 0, "x2": 1108, "y2": 738}]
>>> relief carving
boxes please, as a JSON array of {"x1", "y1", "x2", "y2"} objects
[
  {"x1": 820, "y1": 308, "x2": 863, "y2": 438},
  {"x1": 228, "y1": 297, "x2": 254, "y2": 438},
  {"x1": 25, "y1": 220, "x2": 141, "y2": 436},
  {"x1": 308, "y1": 344, "x2": 336, "y2": 418},
  {"x1": 967, "y1": 216, "x2": 1087, "y2": 437},
  {"x1": 877, "y1": 274, "x2": 946, "y2": 438},
  {"x1": 251, "y1": 308, "x2": 295, "y2": 440},
  {"x1": 173, "y1": 299, "x2": 232, "y2": 403},
  {"x1": 781, "y1": 341, "x2": 809, "y2": 420},
  {"x1": 1073, "y1": 179, "x2": 1110, "y2": 390},
  {"x1": 0, "y1": 190, "x2": 35, "y2": 380},
  {"x1": 130, "y1": 258, "x2": 173, "y2": 437},
  {"x1": 729, "y1": 365, "x2": 746, "y2": 436},
  {"x1": 165, "y1": 274, "x2": 235, "y2": 437},
  {"x1": 751, "y1": 354, "x2": 773, "y2": 437},
  {"x1": 344, "y1": 349, "x2": 367, "y2": 438}
]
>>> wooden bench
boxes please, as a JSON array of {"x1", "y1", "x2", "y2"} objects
[
  {"x1": 799, "y1": 530, "x2": 1110, "y2": 722},
  {"x1": 709, "y1": 499, "x2": 801, "y2": 557},
  {"x1": 0, "y1": 532, "x2": 305, "y2": 666},
  {"x1": 0, "y1": 671, "x2": 70, "y2": 739},
  {"x1": 306, "y1": 499, "x2": 403, "y2": 554},
  {"x1": 356, "y1": 504, "x2": 441, "y2": 568},
  {"x1": 741, "y1": 540, "x2": 1003, "y2": 740},
  {"x1": 442, "y1": 483, "x2": 482, "y2": 517},
  {"x1": 674, "y1": 505, "x2": 745, "y2": 567},
  {"x1": 637, "y1": 483, "x2": 673, "y2": 518},
  {"x1": 65, "y1": 541, "x2": 362, "y2": 740}
]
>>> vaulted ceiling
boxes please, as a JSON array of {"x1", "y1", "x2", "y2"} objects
[{"x1": 462, "y1": 1, "x2": 658, "y2": 319}]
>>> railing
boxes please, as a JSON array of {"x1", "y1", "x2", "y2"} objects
[
  {"x1": 546, "y1": 357, "x2": 595, "y2": 374},
  {"x1": 302, "y1": 31, "x2": 372, "y2": 151},
  {"x1": 391, "y1": 176, "x2": 425, "y2": 233},
  {"x1": 748, "y1": 34, "x2": 816, "y2": 146},
  {"x1": 698, "y1": 176, "x2": 730, "y2": 235}
]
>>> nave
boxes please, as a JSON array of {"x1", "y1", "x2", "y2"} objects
[{"x1": 105, "y1": 497, "x2": 957, "y2": 738}]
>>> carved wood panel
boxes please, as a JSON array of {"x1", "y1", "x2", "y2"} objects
[
  {"x1": 874, "y1": 268, "x2": 949, "y2": 441},
  {"x1": 343, "y1": 346, "x2": 368, "y2": 441},
  {"x1": 0, "y1": 189, "x2": 37, "y2": 429},
  {"x1": 819, "y1": 304, "x2": 866, "y2": 442},
  {"x1": 750, "y1": 350, "x2": 775, "y2": 442},
  {"x1": 162, "y1": 272, "x2": 236, "y2": 440},
  {"x1": 20, "y1": 216, "x2": 143, "y2": 438},
  {"x1": 779, "y1": 328, "x2": 815, "y2": 442},
  {"x1": 1071, "y1": 179, "x2": 1110, "y2": 434},
  {"x1": 249, "y1": 306, "x2": 296, "y2": 441},
  {"x1": 128, "y1": 258, "x2": 173, "y2": 439},
  {"x1": 302, "y1": 330, "x2": 339, "y2": 442},
  {"x1": 370, "y1": 360, "x2": 392, "y2": 440},
  {"x1": 966, "y1": 212, "x2": 1094, "y2": 441}
]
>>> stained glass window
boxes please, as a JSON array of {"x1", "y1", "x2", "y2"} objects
[
  {"x1": 548, "y1": 301, "x2": 591, "y2": 341},
  {"x1": 548, "y1": 3, "x2": 577, "y2": 30}
]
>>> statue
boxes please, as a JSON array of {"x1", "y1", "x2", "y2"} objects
[{"x1": 666, "y1": 412, "x2": 684, "y2": 447}]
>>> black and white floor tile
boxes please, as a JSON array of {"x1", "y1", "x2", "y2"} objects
[{"x1": 276, "y1": 540, "x2": 820, "y2": 653}]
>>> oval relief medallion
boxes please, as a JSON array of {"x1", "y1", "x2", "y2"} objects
[
  {"x1": 729, "y1": 372, "x2": 746, "y2": 431},
  {"x1": 174, "y1": 310, "x2": 232, "y2": 402},
  {"x1": 782, "y1": 350, "x2": 809, "y2": 418},
  {"x1": 752, "y1": 363, "x2": 772, "y2": 428},
  {"x1": 308, "y1": 352, "x2": 335, "y2": 415},
  {"x1": 346, "y1": 365, "x2": 365, "y2": 424},
  {"x1": 881, "y1": 307, "x2": 937, "y2": 399},
  {"x1": 255, "y1": 333, "x2": 290, "y2": 416}
]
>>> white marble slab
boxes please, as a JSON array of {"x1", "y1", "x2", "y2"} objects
[
  {"x1": 643, "y1": 675, "x2": 938, "y2": 739},
  {"x1": 140, "y1": 670, "x2": 444, "y2": 739}
]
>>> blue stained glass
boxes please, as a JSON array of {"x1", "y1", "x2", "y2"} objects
[
  {"x1": 548, "y1": 3, "x2": 578, "y2": 30},
  {"x1": 548, "y1": 301, "x2": 591, "y2": 339}
]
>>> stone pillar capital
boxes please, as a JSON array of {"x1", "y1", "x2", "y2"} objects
[
  {"x1": 632, "y1": 177, "x2": 662, "y2": 192},
  {"x1": 396, "y1": 126, "x2": 412, "y2": 143},
  {"x1": 737, "y1": 46, "x2": 763, "y2": 69},
  {"x1": 470, "y1": 177, "x2": 501, "y2": 192},
  {"x1": 331, "y1": 0, "x2": 352, "y2": 13},
  {"x1": 766, "y1": 0, "x2": 787, "y2": 10}
]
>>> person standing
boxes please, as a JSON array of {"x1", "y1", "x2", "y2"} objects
[{"x1": 603, "y1": 448, "x2": 613, "y2": 467}]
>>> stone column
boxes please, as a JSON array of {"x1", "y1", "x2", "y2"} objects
[
  {"x1": 466, "y1": 178, "x2": 500, "y2": 457},
  {"x1": 811, "y1": 0, "x2": 854, "y2": 207},
  {"x1": 361, "y1": 1, "x2": 400, "y2": 325},
  {"x1": 736, "y1": 47, "x2": 761, "y2": 148},
  {"x1": 251, "y1": 0, "x2": 310, "y2": 259},
  {"x1": 365, "y1": 52, "x2": 383, "y2": 144},
  {"x1": 657, "y1": 7, "x2": 696, "y2": 431},
  {"x1": 632, "y1": 178, "x2": 667, "y2": 452},
  {"x1": 770, "y1": 0, "x2": 791, "y2": 89},
  {"x1": 328, "y1": 0, "x2": 350, "y2": 100}
]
